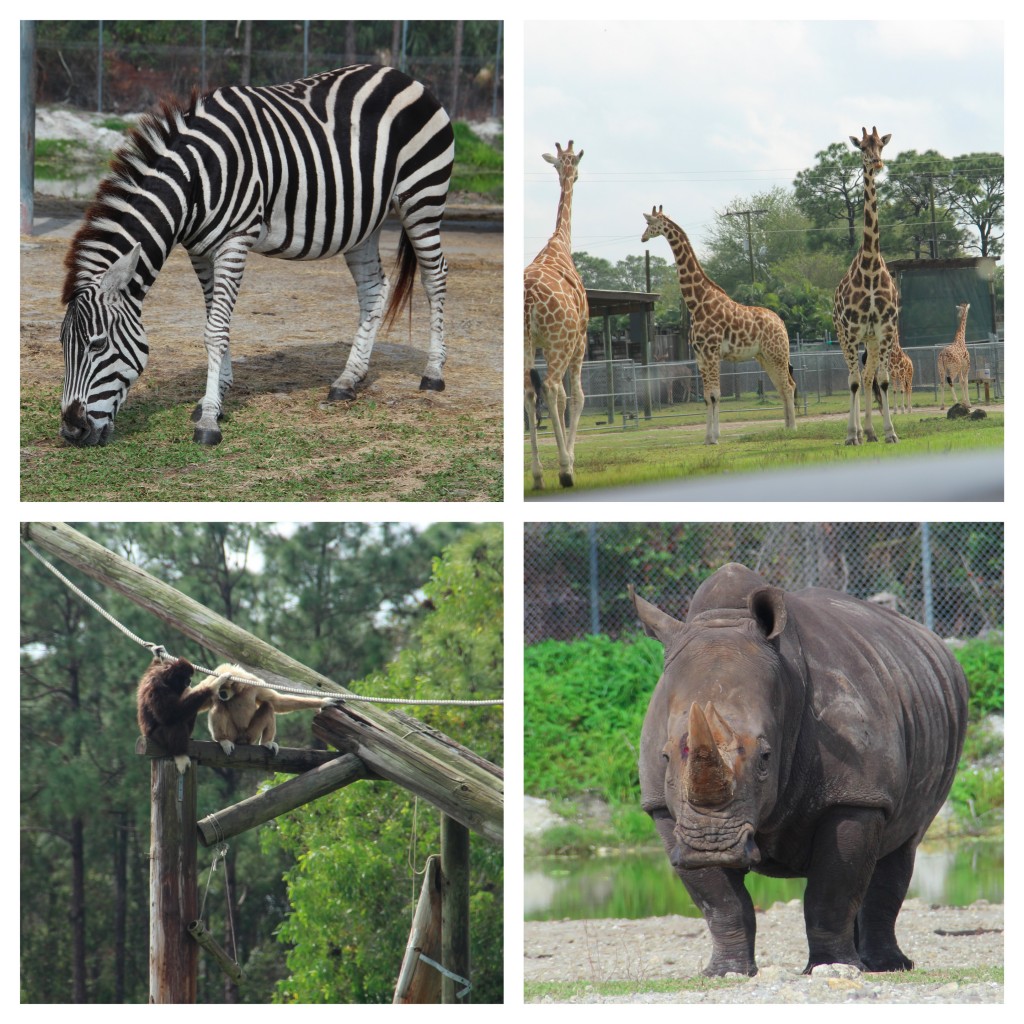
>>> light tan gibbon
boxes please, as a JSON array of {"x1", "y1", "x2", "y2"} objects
[{"x1": 200, "y1": 664, "x2": 334, "y2": 756}]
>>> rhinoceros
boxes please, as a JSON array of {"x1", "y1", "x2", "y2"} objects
[{"x1": 632, "y1": 562, "x2": 968, "y2": 976}]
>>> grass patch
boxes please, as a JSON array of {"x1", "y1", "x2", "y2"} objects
[
  {"x1": 872, "y1": 965, "x2": 1003, "y2": 986},
  {"x1": 525, "y1": 407, "x2": 1003, "y2": 494},
  {"x1": 526, "y1": 975, "x2": 745, "y2": 1001},
  {"x1": 21, "y1": 382, "x2": 501, "y2": 502}
]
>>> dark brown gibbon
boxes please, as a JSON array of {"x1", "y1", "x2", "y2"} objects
[
  {"x1": 136, "y1": 657, "x2": 219, "y2": 774},
  {"x1": 201, "y1": 664, "x2": 332, "y2": 756}
]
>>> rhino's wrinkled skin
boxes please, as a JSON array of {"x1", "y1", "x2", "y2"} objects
[{"x1": 634, "y1": 563, "x2": 968, "y2": 977}]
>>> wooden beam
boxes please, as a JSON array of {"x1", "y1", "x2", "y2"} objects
[
  {"x1": 196, "y1": 752, "x2": 368, "y2": 847},
  {"x1": 25, "y1": 522, "x2": 503, "y2": 844},
  {"x1": 136, "y1": 736, "x2": 341, "y2": 775},
  {"x1": 314, "y1": 705, "x2": 503, "y2": 845}
]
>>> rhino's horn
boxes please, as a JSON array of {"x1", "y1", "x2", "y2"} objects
[{"x1": 686, "y1": 701, "x2": 734, "y2": 807}]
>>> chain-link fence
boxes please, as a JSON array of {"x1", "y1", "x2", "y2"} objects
[
  {"x1": 524, "y1": 522, "x2": 1003, "y2": 644},
  {"x1": 32, "y1": 21, "x2": 503, "y2": 122}
]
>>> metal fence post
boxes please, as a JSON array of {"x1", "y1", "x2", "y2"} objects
[
  {"x1": 588, "y1": 523, "x2": 600, "y2": 635},
  {"x1": 921, "y1": 521, "x2": 935, "y2": 632}
]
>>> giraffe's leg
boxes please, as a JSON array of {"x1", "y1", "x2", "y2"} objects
[
  {"x1": 543, "y1": 375, "x2": 575, "y2": 487},
  {"x1": 869, "y1": 336, "x2": 899, "y2": 444},
  {"x1": 841, "y1": 342, "x2": 864, "y2": 445},
  {"x1": 328, "y1": 229, "x2": 388, "y2": 401},
  {"x1": 525, "y1": 365, "x2": 544, "y2": 490},
  {"x1": 191, "y1": 237, "x2": 255, "y2": 445},
  {"x1": 759, "y1": 356, "x2": 797, "y2": 431},
  {"x1": 699, "y1": 358, "x2": 721, "y2": 445},
  {"x1": 564, "y1": 342, "x2": 585, "y2": 453},
  {"x1": 938, "y1": 356, "x2": 948, "y2": 410}
]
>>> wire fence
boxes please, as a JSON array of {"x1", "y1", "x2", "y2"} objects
[
  {"x1": 528, "y1": 341, "x2": 1003, "y2": 434},
  {"x1": 523, "y1": 522, "x2": 1003, "y2": 644},
  {"x1": 32, "y1": 20, "x2": 503, "y2": 121}
]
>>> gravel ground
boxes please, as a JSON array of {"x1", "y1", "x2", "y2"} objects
[{"x1": 524, "y1": 898, "x2": 1004, "y2": 1003}]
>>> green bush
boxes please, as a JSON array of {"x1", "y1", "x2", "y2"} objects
[
  {"x1": 524, "y1": 632, "x2": 660, "y2": 803},
  {"x1": 954, "y1": 637, "x2": 1004, "y2": 717}
]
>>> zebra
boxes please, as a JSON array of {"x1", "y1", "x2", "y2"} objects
[{"x1": 59, "y1": 63, "x2": 454, "y2": 446}]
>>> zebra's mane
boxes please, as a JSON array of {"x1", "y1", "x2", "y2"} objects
[{"x1": 61, "y1": 90, "x2": 202, "y2": 305}]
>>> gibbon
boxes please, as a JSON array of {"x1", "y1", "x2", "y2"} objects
[
  {"x1": 136, "y1": 657, "x2": 219, "y2": 774},
  {"x1": 201, "y1": 664, "x2": 332, "y2": 756}
]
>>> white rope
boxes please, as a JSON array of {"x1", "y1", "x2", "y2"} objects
[{"x1": 21, "y1": 539, "x2": 503, "y2": 708}]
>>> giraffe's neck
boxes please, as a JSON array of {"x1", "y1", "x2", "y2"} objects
[
  {"x1": 663, "y1": 220, "x2": 718, "y2": 307},
  {"x1": 954, "y1": 309, "x2": 969, "y2": 347},
  {"x1": 858, "y1": 165, "x2": 884, "y2": 265},
  {"x1": 546, "y1": 177, "x2": 576, "y2": 260}
]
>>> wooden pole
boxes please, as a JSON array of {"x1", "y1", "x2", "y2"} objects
[
  {"x1": 441, "y1": 815, "x2": 470, "y2": 1003},
  {"x1": 148, "y1": 759, "x2": 198, "y2": 1003}
]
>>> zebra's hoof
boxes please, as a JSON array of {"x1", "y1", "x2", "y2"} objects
[
  {"x1": 327, "y1": 385, "x2": 357, "y2": 402},
  {"x1": 193, "y1": 426, "x2": 223, "y2": 445},
  {"x1": 419, "y1": 376, "x2": 445, "y2": 392}
]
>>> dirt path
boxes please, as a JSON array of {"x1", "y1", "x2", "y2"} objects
[
  {"x1": 21, "y1": 210, "x2": 502, "y2": 501},
  {"x1": 525, "y1": 900, "x2": 1004, "y2": 1003}
]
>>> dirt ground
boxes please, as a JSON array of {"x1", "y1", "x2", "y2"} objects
[{"x1": 21, "y1": 201, "x2": 502, "y2": 499}]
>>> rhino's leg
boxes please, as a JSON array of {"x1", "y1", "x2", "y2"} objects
[
  {"x1": 802, "y1": 806, "x2": 886, "y2": 973},
  {"x1": 651, "y1": 809, "x2": 757, "y2": 976},
  {"x1": 855, "y1": 838, "x2": 916, "y2": 971}
]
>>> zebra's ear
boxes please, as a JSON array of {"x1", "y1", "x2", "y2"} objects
[{"x1": 100, "y1": 244, "x2": 142, "y2": 297}]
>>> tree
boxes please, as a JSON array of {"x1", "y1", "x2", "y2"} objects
[
  {"x1": 263, "y1": 525, "x2": 503, "y2": 1003},
  {"x1": 792, "y1": 141, "x2": 865, "y2": 253},
  {"x1": 948, "y1": 152, "x2": 1004, "y2": 258}
]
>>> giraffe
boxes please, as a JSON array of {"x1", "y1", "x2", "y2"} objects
[
  {"x1": 938, "y1": 302, "x2": 971, "y2": 410},
  {"x1": 525, "y1": 140, "x2": 588, "y2": 488},
  {"x1": 833, "y1": 126, "x2": 900, "y2": 445},
  {"x1": 888, "y1": 332, "x2": 915, "y2": 414},
  {"x1": 865, "y1": 330, "x2": 914, "y2": 414},
  {"x1": 641, "y1": 206, "x2": 796, "y2": 444}
]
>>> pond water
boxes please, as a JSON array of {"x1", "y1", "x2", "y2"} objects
[{"x1": 525, "y1": 840, "x2": 1003, "y2": 921}]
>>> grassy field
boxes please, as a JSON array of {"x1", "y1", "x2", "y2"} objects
[{"x1": 524, "y1": 396, "x2": 1003, "y2": 494}]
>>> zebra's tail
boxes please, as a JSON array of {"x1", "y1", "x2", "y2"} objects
[{"x1": 381, "y1": 229, "x2": 418, "y2": 333}]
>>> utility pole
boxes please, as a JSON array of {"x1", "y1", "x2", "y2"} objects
[{"x1": 725, "y1": 207, "x2": 768, "y2": 303}]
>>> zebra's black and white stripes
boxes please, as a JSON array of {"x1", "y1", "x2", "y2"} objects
[{"x1": 59, "y1": 64, "x2": 453, "y2": 446}]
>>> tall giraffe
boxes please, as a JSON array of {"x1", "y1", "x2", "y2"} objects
[
  {"x1": 525, "y1": 140, "x2": 588, "y2": 488},
  {"x1": 938, "y1": 302, "x2": 971, "y2": 410},
  {"x1": 641, "y1": 206, "x2": 796, "y2": 444},
  {"x1": 833, "y1": 126, "x2": 900, "y2": 445}
]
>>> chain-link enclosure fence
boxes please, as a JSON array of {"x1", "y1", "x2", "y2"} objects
[
  {"x1": 524, "y1": 522, "x2": 1003, "y2": 644},
  {"x1": 33, "y1": 21, "x2": 503, "y2": 122}
]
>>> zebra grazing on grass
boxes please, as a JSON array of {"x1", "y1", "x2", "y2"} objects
[{"x1": 59, "y1": 64, "x2": 454, "y2": 446}]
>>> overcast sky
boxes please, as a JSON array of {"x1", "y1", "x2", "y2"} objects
[{"x1": 524, "y1": 20, "x2": 1004, "y2": 269}]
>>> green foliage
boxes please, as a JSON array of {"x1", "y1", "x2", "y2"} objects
[
  {"x1": 954, "y1": 637, "x2": 1004, "y2": 717},
  {"x1": 263, "y1": 525, "x2": 503, "y2": 1003},
  {"x1": 20, "y1": 522, "x2": 499, "y2": 1003},
  {"x1": 451, "y1": 121, "x2": 503, "y2": 200},
  {"x1": 524, "y1": 632, "x2": 660, "y2": 802}
]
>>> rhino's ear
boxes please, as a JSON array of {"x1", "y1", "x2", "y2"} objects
[
  {"x1": 628, "y1": 584, "x2": 683, "y2": 644},
  {"x1": 748, "y1": 586, "x2": 787, "y2": 641}
]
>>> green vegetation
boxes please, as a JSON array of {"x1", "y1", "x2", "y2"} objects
[
  {"x1": 526, "y1": 407, "x2": 1003, "y2": 495},
  {"x1": 21, "y1": 522, "x2": 502, "y2": 1003},
  {"x1": 452, "y1": 121, "x2": 503, "y2": 200},
  {"x1": 21, "y1": 384, "x2": 501, "y2": 502},
  {"x1": 524, "y1": 631, "x2": 1004, "y2": 835},
  {"x1": 525, "y1": 965, "x2": 1003, "y2": 1002}
]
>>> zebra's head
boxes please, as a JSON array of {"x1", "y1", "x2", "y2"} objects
[{"x1": 60, "y1": 244, "x2": 148, "y2": 446}]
